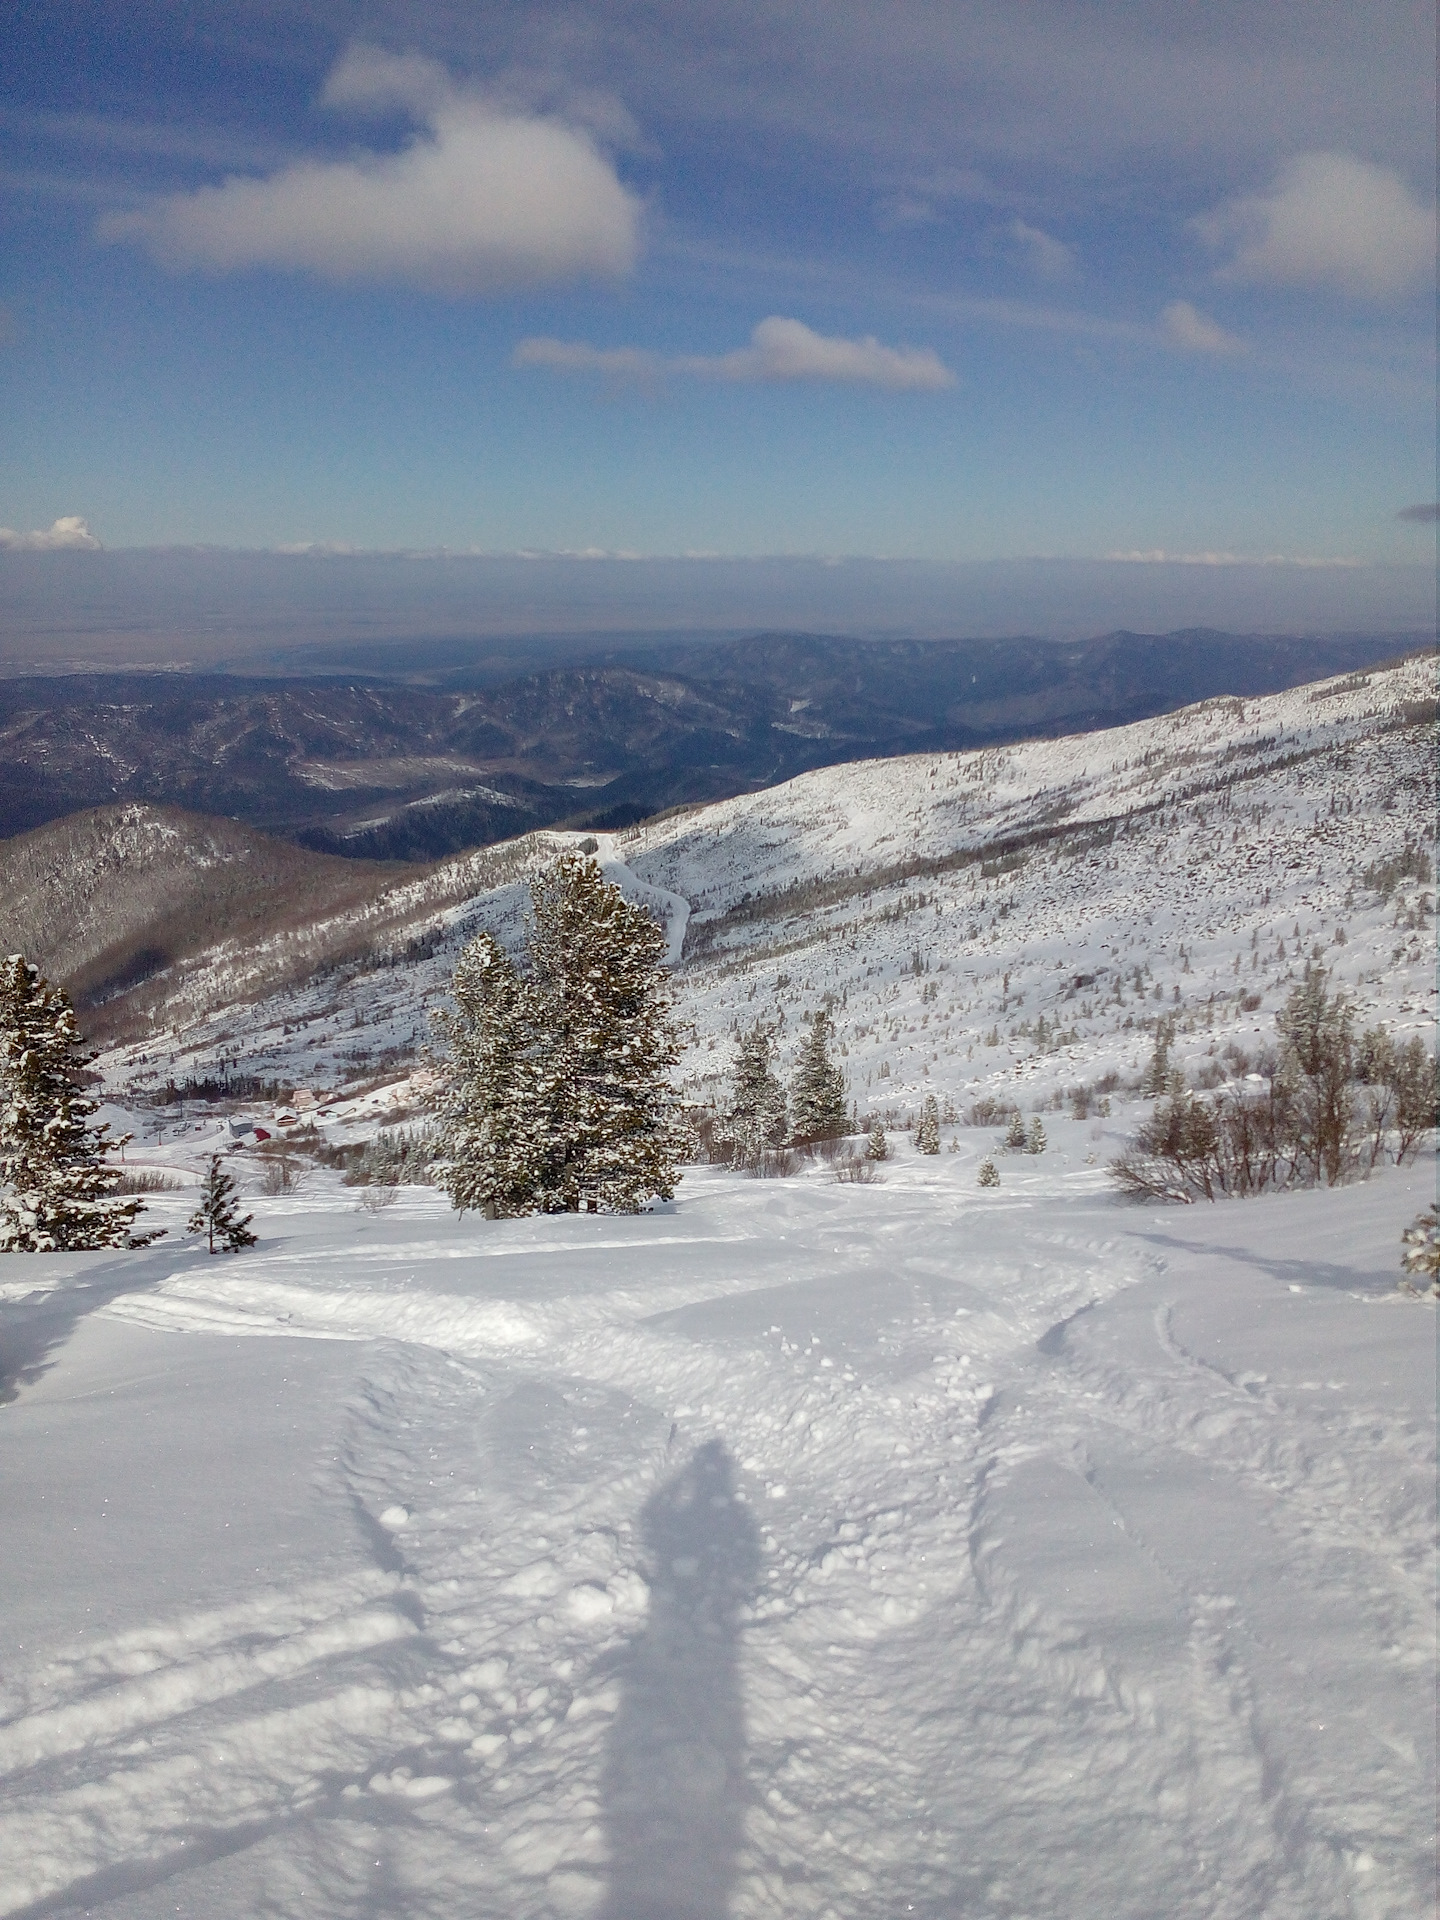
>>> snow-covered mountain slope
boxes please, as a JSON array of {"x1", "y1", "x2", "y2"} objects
[
  {"x1": 2, "y1": 1143, "x2": 1433, "y2": 1918},
  {"x1": 5, "y1": 654, "x2": 1435, "y2": 1920},
  {"x1": 96, "y1": 653, "x2": 1434, "y2": 1127}
]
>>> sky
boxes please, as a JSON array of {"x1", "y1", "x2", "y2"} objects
[{"x1": 0, "y1": 0, "x2": 1435, "y2": 627}]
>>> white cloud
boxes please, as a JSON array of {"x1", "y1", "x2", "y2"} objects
[
  {"x1": 514, "y1": 317, "x2": 957, "y2": 391},
  {"x1": 0, "y1": 515, "x2": 102, "y2": 551},
  {"x1": 1196, "y1": 152, "x2": 1435, "y2": 297},
  {"x1": 96, "y1": 45, "x2": 641, "y2": 294},
  {"x1": 1009, "y1": 220, "x2": 1075, "y2": 280},
  {"x1": 1106, "y1": 549, "x2": 1362, "y2": 568},
  {"x1": 1160, "y1": 300, "x2": 1247, "y2": 355}
]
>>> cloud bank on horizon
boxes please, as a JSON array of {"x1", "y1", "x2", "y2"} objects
[{"x1": 0, "y1": 2, "x2": 1434, "y2": 594}]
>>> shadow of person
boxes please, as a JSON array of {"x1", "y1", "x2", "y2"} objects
[{"x1": 598, "y1": 1439, "x2": 760, "y2": 1920}]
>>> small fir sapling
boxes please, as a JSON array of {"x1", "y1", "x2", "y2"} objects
[
  {"x1": 1399, "y1": 1208, "x2": 1439, "y2": 1295},
  {"x1": 1003, "y1": 1109, "x2": 1028, "y2": 1151},
  {"x1": 866, "y1": 1123, "x2": 889, "y2": 1161},
  {"x1": 977, "y1": 1159, "x2": 1001, "y2": 1187},
  {"x1": 188, "y1": 1155, "x2": 257, "y2": 1253},
  {"x1": 1026, "y1": 1117, "x2": 1047, "y2": 1155},
  {"x1": 916, "y1": 1094, "x2": 941, "y2": 1154}
]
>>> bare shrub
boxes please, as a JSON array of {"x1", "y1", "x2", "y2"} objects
[
  {"x1": 747, "y1": 1148, "x2": 802, "y2": 1179},
  {"x1": 356, "y1": 1183, "x2": 400, "y2": 1212},
  {"x1": 834, "y1": 1151, "x2": 882, "y2": 1184},
  {"x1": 114, "y1": 1169, "x2": 184, "y2": 1194}
]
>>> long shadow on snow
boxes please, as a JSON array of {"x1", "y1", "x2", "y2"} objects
[
  {"x1": 0, "y1": 1242, "x2": 188, "y2": 1404},
  {"x1": 597, "y1": 1439, "x2": 760, "y2": 1920},
  {"x1": 1133, "y1": 1228, "x2": 1396, "y2": 1296}
]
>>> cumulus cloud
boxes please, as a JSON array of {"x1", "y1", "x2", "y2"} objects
[
  {"x1": 1397, "y1": 503, "x2": 1439, "y2": 524},
  {"x1": 1009, "y1": 220, "x2": 1075, "y2": 280},
  {"x1": 0, "y1": 515, "x2": 103, "y2": 551},
  {"x1": 95, "y1": 44, "x2": 641, "y2": 294},
  {"x1": 1196, "y1": 152, "x2": 1435, "y2": 297},
  {"x1": 1160, "y1": 300, "x2": 1247, "y2": 355},
  {"x1": 514, "y1": 316, "x2": 956, "y2": 391}
]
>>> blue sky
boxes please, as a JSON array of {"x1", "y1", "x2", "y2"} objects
[{"x1": 1, "y1": 1, "x2": 1434, "y2": 595}]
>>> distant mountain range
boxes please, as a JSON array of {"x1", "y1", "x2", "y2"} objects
[{"x1": 0, "y1": 629, "x2": 1421, "y2": 862}]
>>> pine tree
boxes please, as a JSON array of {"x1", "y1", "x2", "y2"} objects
[
  {"x1": 438, "y1": 855, "x2": 684, "y2": 1216},
  {"x1": 790, "y1": 1010, "x2": 847, "y2": 1142},
  {"x1": 916, "y1": 1094, "x2": 941, "y2": 1154},
  {"x1": 866, "y1": 1122, "x2": 888, "y2": 1162},
  {"x1": 0, "y1": 954, "x2": 159, "y2": 1253},
  {"x1": 1003, "y1": 1108, "x2": 1028, "y2": 1151},
  {"x1": 435, "y1": 933, "x2": 543, "y2": 1218},
  {"x1": 1026, "y1": 1117, "x2": 1047, "y2": 1155},
  {"x1": 188, "y1": 1155, "x2": 257, "y2": 1253},
  {"x1": 977, "y1": 1158, "x2": 1000, "y2": 1187},
  {"x1": 717, "y1": 1022, "x2": 789, "y2": 1169}
]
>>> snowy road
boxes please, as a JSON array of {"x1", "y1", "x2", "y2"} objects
[{"x1": 0, "y1": 1138, "x2": 1433, "y2": 1920}]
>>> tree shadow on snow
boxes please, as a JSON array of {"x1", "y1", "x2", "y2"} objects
[
  {"x1": 1134, "y1": 1228, "x2": 1396, "y2": 1295},
  {"x1": 0, "y1": 1244, "x2": 182, "y2": 1404},
  {"x1": 598, "y1": 1438, "x2": 760, "y2": 1920}
]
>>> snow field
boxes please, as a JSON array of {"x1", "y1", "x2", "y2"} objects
[{"x1": 1, "y1": 1141, "x2": 1433, "y2": 1918}]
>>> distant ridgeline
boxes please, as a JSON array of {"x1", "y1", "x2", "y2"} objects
[{"x1": 0, "y1": 629, "x2": 1422, "y2": 863}]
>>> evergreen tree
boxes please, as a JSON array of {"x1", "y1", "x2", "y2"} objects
[
  {"x1": 717, "y1": 1022, "x2": 788, "y2": 1169},
  {"x1": 1003, "y1": 1108, "x2": 1028, "y2": 1151},
  {"x1": 438, "y1": 855, "x2": 683, "y2": 1216},
  {"x1": 188, "y1": 1155, "x2": 257, "y2": 1253},
  {"x1": 1026, "y1": 1117, "x2": 1047, "y2": 1155},
  {"x1": 0, "y1": 954, "x2": 159, "y2": 1253},
  {"x1": 977, "y1": 1159, "x2": 1000, "y2": 1187},
  {"x1": 790, "y1": 1010, "x2": 847, "y2": 1142},
  {"x1": 916, "y1": 1094, "x2": 941, "y2": 1154},
  {"x1": 435, "y1": 933, "x2": 543, "y2": 1218},
  {"x1": 865, "y1": 1122, "x2": 888, "y2": 1162}
]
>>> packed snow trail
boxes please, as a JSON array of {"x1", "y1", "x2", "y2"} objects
[
  {"x1": 592, "y1": 831, "x2": 690, "y2": 967},
  {"x1": 0, "y1": 1140, "x2": 1433, "y2": 1919}
]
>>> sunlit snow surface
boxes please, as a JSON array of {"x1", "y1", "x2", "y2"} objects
[{"x1": 1, "y1": 1148, "x2": 1434, "y2": 1920}]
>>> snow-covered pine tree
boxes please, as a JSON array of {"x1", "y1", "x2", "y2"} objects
[
  {"x1": 916, "y1": 1094, "x2": 941, "y2": 1154},
  {"x1": 526, "y1": 854, "x2": 684, "y2": 1212},
  {"x1": 790, "y1": 1010, "x2": 847, "y2": 1142},
  {"x1": 440, "y1": 856, "x2": 683, "y2": 1216},
  {"x1": 717, "y1": 1022, "x2": 789, "y2": 1168},
  {"x1": 866, "y1": 1122, "x2": 888, "y2": 1162},
  {"x1": 435, "y1": 932, "x2": 543, "y2": 1218},
  {"x1": 188, "y1": 1154, "x2": 257, "y2": 1252},
  {"x1": 1026, "y1": 1117, "x2": 1047, "y2": 1155},
  {"x1": 1004, "y1": 1108, "x2": 1028, "y2": 1151},
  {"x1": 0, "y1": 954, "x2": 160, "y2": 1252},
  {"x1": 977, "y1": 1158, "x2": 1000, "y2": 1187}
]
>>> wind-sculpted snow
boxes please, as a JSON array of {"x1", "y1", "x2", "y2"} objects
[{"x1": 0, "y1": 1156, "x2": 1433, "y2": 1917}]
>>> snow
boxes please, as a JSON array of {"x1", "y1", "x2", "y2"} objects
[
  {"x1": 1, "y1": 1146, "x2": 1433, "y2": 1918},
  {"x1": 5, "y1": 655, "x2": 1435, "y2": 1914},
  {"x1": 96, "y1": 655, "x2": 1434, "y2": 1131}
]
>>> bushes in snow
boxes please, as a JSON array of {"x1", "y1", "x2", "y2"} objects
[{"x1": 1112, "y1": 967, "x2": 1436, "y2": 1203}]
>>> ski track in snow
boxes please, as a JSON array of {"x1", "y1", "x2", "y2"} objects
[
  {"x1": 1, "y1": 1159, "x2": 1434, "y2": 1920},
  {"x1": 2, "y1": 658, "x2": 1434, "y2": 1917}
]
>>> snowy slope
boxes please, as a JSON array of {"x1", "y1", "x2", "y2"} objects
[
  {"x1": 3, "y1": 653, "x2": 1435, "y2": 1920},
  {"x1": 1, "y1": 1150, "x2": 1433, "y2": 1918},
  {"x1": 95, "y1": 654, "x2": 1434, "y2": 1134}
]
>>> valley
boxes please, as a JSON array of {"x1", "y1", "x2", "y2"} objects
[{"x1": 0, "y1": 651, "x2": 1434, "y2": 1920}]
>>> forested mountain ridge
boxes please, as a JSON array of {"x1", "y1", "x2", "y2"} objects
[{"x1": 0, "y1": 628, "x2": 1415, "y2": 860}]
